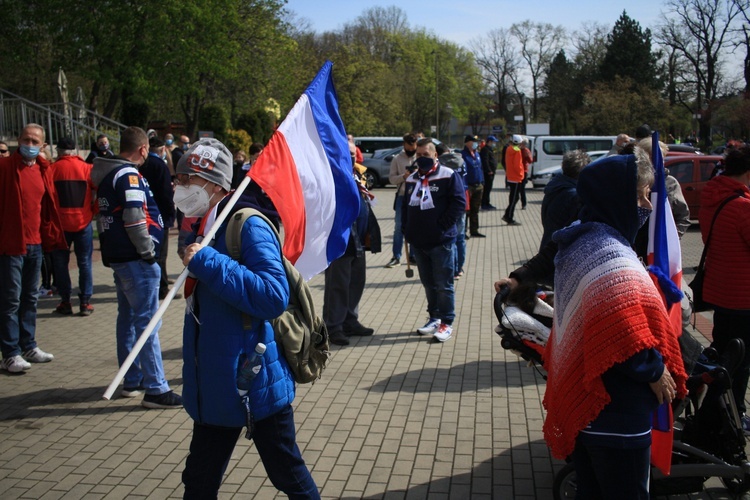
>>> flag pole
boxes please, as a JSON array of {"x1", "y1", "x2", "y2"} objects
[{"x1": 102, "y1": 174, "x2": 253, "y2": 400}]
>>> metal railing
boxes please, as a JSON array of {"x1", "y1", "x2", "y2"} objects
[{"x1": 0, "y1": 88, "x2": 126, "y2": 153}]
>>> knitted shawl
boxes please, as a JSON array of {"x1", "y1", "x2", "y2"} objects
[{"x1": 543, "y1": 221, "x2": 687, "y2": 459}]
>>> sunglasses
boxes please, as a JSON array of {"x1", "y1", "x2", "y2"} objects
[{"x1": 0, "y1": 150, "x2": 8, "y2": 154}]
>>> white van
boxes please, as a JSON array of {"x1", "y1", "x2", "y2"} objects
[
  {"x1": 354, "y1": 137, "x2": 404, "y2": 158},
  {"x1": 528, "y1": 135, "x2": 615, "y2": 186}
]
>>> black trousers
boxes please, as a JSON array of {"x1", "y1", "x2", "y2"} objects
[
  {"x1": 711, "y1": 309, "x2": 750, "y2": 414},
  {"x1": 481, "y1": 173, "x2": 495, "y2": 206},
  {"x1": 322, "y1": 251, "x2": 366, "y2": 333},
  {"x1": 504, "y1": 182, "x2": 521, "y2": 221}
]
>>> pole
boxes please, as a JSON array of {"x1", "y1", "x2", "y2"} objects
[
  {"x1": 434, "y1": 50, "x2": 439, "y2": 141},
  {"x1": 102, "y1": 174, "x2": 254, "y2": 400}
]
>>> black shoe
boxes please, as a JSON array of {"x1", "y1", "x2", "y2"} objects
[
  {"x1": 509, "y1": 220, "x2": 522, "y2": 226},
  {"x1": 470, "y1": 232, "x2": 486, "y2": 238},
  {"x1": 465, "y1": 233, "x2": 471, "y2": 240},
  {"x1": 329, "y1": 330, "x2": 350, "y2": 346},
  {"x1": 345, "y1": 323, "x2": 374, "y2": 336},
  {"x1": 501, "y1": 215, "x2": 511, "y2": 224},
  {"x1": 482, "y1": 204, "x2": 497, "y2": 211},
  {"x1": 142, "y1": 390, "x2": 183, "y2": 409}
]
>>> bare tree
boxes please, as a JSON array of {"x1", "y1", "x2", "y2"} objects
[
  {"x1": 733, "y1": 0, "x2": 750, "y2": 95},
  {"x1": 341, "y1": 6, "x2": 409, "y2": 63},
  {"x1": 658, "y1": 0, "x2": 743, "y2": 145},
  {"x1": 470, "y1": 28, "x2": 521, "y2": 121},
  {"x1": 510, "y1": 21, "x2": 566, "y2": 121}
]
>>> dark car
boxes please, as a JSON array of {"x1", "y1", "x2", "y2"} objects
[
  {"x1": 360, "y1": 146, "x2": 403, "y2": 190},
  {"x1": 667, "y1": 143, "x2": 703, "y2": 155},
  {"x1": 667, "y1": 155, "x2": 723, "y2": 219}
]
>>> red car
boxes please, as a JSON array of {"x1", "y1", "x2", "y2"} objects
[{"x1": 666, "y1": 154, "x2": 723, "y2": 219}]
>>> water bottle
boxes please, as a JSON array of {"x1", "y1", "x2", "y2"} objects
[{"x1": 237, "y1": 343, "x2": 266, "y2": 396}]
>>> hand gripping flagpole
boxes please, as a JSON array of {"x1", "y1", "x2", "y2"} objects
[{"x1": 102, "y1": 174, "x2": 253, "y2": 400}]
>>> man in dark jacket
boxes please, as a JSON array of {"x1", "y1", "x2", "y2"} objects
[
  {"x1": 323, "y1": 160, "x2": 374, "y2": 346},
  {"x1": 461, "y1": 135, "x2": 485, "y2": 237},
  {"x1": 403, "y1": 139, "x2": 466, "y2": 342},
  {"x1": 480, "y1": 135, "x2": 499, "y2": 210},
  {"x1": 539, "y1": 149, "x2": 590, "y2": 252},
  {"x1": 140, "y1": 136, "x2": 176, "y2": 299}
]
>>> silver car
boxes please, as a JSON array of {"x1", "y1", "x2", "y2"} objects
[{"x1": 360, "y1": 146, "x2": 404, "y2": 190}]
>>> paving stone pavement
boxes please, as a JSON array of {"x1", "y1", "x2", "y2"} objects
[{"x1": 0, "y1": 181, "x2": 746, "y2": 499}]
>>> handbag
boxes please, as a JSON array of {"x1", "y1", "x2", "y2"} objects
[{"x1": 689, "y1": 193, "x2": 742, "y2": 312}]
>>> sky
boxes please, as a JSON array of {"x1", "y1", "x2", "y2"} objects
[{"x1": 283, "y1": 0, "x2": 666, "y2": 48}]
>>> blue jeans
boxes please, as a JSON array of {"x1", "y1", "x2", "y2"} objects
[
  {"x1": 572, "y1": 440, "x2": 650, "y2": 499},
  {"x1": 110, "y1": 260, "x2": 169, "y2": 394},
  {"x1": 0, "y1": 245, "x2": 42, "y2": 358},
  {"x1": 51, "y1": 224, "x2": 94, "y2": 303},
  {"x1": 453, "y1": 216, "x2": 466, "y2": 276},
  {"x1": 413, "y1": 242, "x2": 456, "y2": 325},
  {"x1": 183, "y1": 405, "x2": 319, "y2": 499},
  {"x1": 392, "y1": 195, "x2": 404, "y2": 260}
]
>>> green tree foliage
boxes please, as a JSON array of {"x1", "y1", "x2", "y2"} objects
[
  {"x1": 600, "y1": 11, "x2": 661, "y2": 89},
  {"x1": 574, "y1": 76, "x2": 673, "y2": 134}
]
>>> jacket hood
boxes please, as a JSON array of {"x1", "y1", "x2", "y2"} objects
[
  {"x1": 543, "y1": 173, "x2": 577, "y2": 196},
  {"x1": 90, "y1": 157, "x2": 133, "y2": 188},
  {"x1": 576, "y1": 154, "x2": 640, "y2": 244},
  {"x1": 701, "y1": 175, "x2": 749, "y2": 213},
  {"x1": 438, "y1": 152, "x2": 465, "y2": 171}
]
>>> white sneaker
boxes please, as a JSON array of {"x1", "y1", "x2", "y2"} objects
[
  {"x1": 434, "y1": 323, "x2": 453, "y2": 342},
  {"x1": 1, "y1": 355, "x2": 31, "y2": 373},
  {"x1": 22, "y1": 347, "x2": 54, "y2": 363},
  {"x1": 417, "y1": 318, "x2": 441, "y2": 335}
]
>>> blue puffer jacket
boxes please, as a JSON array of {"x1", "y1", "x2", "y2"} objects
[{"x1": 182, "y1": 212, "x2": 294, "y2": 427}]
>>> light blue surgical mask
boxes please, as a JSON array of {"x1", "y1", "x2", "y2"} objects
[
  {"x1": 19, "y1": 144, "x2": 40, "y2": 160},
  {"x1": 472, "y1": 142, "x2": 479, "y2": 151},
  {"x1": 165, "y1": 139, "x2": 173, "y2": 146}
]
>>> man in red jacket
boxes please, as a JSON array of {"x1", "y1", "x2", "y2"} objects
[
  {"x1": 50, "y1": 137, "x2": 97, "y2": 316},
  {"x1": 0, "y1": 124, "x2": 67, "y2": 373}
]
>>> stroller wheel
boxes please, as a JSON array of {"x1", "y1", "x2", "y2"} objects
[{"x1": 553, "y1": 462, "x2": 577, "y2": 500}]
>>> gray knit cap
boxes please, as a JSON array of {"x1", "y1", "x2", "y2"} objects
[{"x1": 176, "y1": 138, "x2": 233, "y2": 191}]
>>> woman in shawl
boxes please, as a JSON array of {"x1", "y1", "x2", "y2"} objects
[{"x1": 543, "y1": 148, "x2": 687, "y2": 499}]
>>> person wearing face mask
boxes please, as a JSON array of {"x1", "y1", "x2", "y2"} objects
[
  {"x1": 698, "y1": 144, "x2": 750, "y2": 432},
  {"x1": 461, "y1": 135, "x2": 485, "y2": 237},
  {"x1": 402, "y1": 138, "x2": 466, "y2": 342},
  {"x1": 543, "y1": 150, "x2": 687, "y2": 499},
  {"x1": 480, "y1": 135, "x2": 499, "y2": 210},
  {"x1": 90, "y1": 126, "x2": 182, "y2": 409},
  {"x1": 0, "y1": 123, "x2": 66, "y2": 373},
  {"x1": 84, "y1": 134, "x2": 115, "y2": 164},
  {"x1": 176, "y1": 138, "x2": 319, "y2": 499},
  {"x1": 140, "y1": 136, "x2": 176, "y2": 300},
  {"x1": 385, "y1": 133, "x2": 419, "y2": 268}
]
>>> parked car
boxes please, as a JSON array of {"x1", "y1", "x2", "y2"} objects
[
  {"x1": 667, "y1": 143, "x2": 703, "y2": 155},
  {"x1": 360, "y1": 146, "x2": 402, "y2": 189},
  {"x1": 354, "y1": 137, "x2": 403, "y2": 158},
  {"x1": 667, "y1": 154, "x2": 723, "y2": 219},
  {"x1": 531, "y1": 150, "x2": 609, "y2": 187}
]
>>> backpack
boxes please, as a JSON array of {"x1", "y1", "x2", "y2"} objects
[{"x1": 226, "y1": 208, "x2": 331, "y2": 384}]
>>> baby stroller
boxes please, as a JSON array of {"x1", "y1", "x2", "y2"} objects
[
  {"x1": 493, "y1": 285, "x2": 750, "y2": 498},
  {"x1": 493, "y1": 284, "x2": 550, "y2": 374}
]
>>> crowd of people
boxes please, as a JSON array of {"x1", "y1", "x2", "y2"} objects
[{"x1": 2, "y1": 119, "x2": 749, "y2": 498}]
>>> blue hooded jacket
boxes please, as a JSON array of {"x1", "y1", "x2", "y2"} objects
[{"x1": 182, "y1": 192, "x2": 294, "y2": 427}]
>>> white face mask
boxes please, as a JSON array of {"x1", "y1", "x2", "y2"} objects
[{"x1": 174, "y1": 182, "x2": 214, "y2": 217}]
